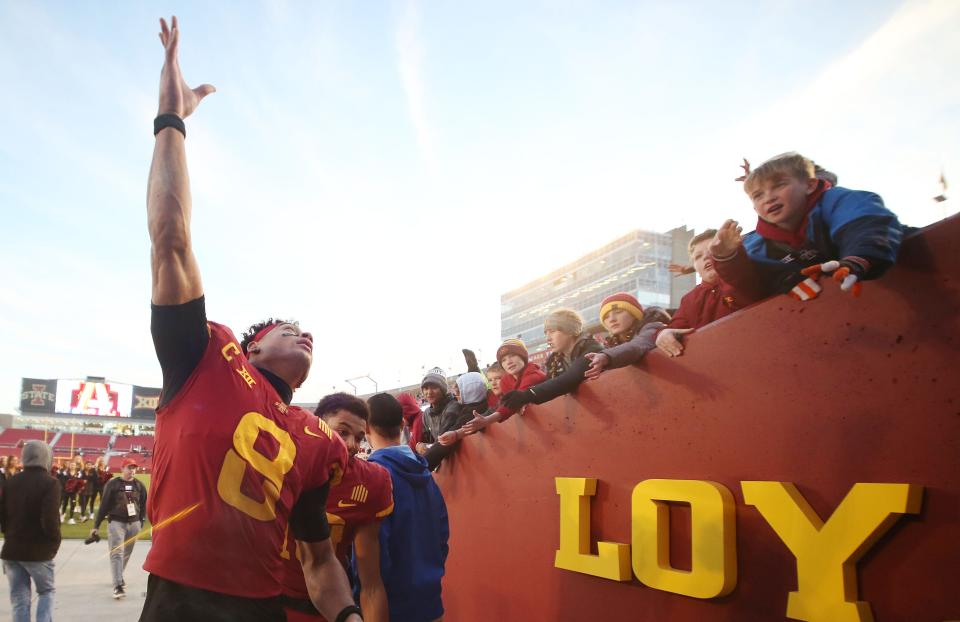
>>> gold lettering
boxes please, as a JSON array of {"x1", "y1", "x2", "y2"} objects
[
  {"x1": 221, "y1": 342, "x2": 241, "y2": 361},
  {"x1": 631, "y1": 479, "x2": 737, "y2": 599},
  {"x1": 741, "y1": 482, "x2": 923, "y2": 622},
  {"x1": 554, "y1": 477, "x2": 631, "y2": 581},
  {"x1": 235, "y1": 365, "x2": 256, "y2": 388}
]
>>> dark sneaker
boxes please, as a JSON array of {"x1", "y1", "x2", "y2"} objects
[{"x1": 113, "y1": 585, "x2": 125, "y2": 599}]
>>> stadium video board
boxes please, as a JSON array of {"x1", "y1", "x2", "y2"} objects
[
  {"x1": 20, "y1": 378, "x2": 160, "y2": 419},
  {"x1": 55, "y1": 379, "x2": 134, "y2": 417}
]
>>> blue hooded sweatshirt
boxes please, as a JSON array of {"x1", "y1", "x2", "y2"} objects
[{"x1": 367, "y1": 444, "x2": 449, "y2": 622}]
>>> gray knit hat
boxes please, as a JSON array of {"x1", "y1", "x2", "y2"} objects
[
  {"x1": 421, "y1": 367, "x2": 448, "y2": 391},
  {"x1": 21, "y1": 440, "x2": 52, "y2": 470},
  {"x1": 544, "y1": 308, "x2": 584, "y2": 336}
]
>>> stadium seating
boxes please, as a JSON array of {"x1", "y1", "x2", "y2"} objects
[
  {"x1": 112, "y1": 434, "x2": 156, "y2": 453},
  {"x1": 51, "y1": 432, "x2": 111, "y2": 458},
  {"x1": 0, "y1": 428, "x2": 50, "y2": 448}
]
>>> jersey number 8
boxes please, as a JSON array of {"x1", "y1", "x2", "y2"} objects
[{"x1": 217, "y1": 411, "x2": 297, "y2": 520}]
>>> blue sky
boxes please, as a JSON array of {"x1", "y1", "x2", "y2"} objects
[{"x1": 1, "y1": 0, "x2": 957, "y2": 410}]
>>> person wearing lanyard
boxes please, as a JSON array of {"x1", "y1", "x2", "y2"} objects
[{"x1": 90, "y1": 459, "x2": 147, "y2": 599}]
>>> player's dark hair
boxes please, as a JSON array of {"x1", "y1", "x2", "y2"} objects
[
  {"x1": 367, "y1": 393, "x2": 403, "y2": 439},
  {"x1": 240, "y1": 318, "x2": 296, "y2": 354},
  {"x1": 315, "y1": 392, "x2": 369, "y2": 421}
]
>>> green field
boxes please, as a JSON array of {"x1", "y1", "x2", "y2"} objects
[{"x1": 60, "y1": 474, "x2": 152, "y2": 540}]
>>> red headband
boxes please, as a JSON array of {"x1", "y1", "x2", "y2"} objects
[{"x1": 247, "y1": 323, "x2": 281, "y2": 353}]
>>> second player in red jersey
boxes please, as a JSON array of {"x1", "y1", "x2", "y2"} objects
[{"x1": 282, "y1": 393, "x2": 394, "y2": 622}]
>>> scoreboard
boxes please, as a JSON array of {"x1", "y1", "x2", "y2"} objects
[{"x1": 20, "y1": 377, "x2": 160, "y2": 419}]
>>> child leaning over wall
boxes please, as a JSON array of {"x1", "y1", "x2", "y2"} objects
[{"x1": 713, "y1": 152, "x2": 903, "y2": 301}]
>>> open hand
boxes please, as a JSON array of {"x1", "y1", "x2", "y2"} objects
[
  {"x1": 158, "y1": 16, "x2": 215, "y2": 119},
  {"x1": 438, "y1": 431, "x2": 459, "y2": 446},
  {"x1": 709, "y1": 219, "x2": 743, "y2": 258},
  {"x1": 656, "y1": 328, "x2": 694, "y2": 357},
  {"x1": 461, "y1": 410, "x2": 490, "y2": 435},
  {"x1": 583, "y1": 352, "x2": 610, "y2": 380}
]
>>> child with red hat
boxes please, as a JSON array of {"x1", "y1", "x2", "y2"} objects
[
  {"x1": 583, "y1": 292, "x2": 669, "y2": 380},
  {"x1": 458, "y1": 339, "x2": 546, "y2": 434}
]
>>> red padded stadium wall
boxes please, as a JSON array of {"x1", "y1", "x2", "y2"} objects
[{"x1": 436, "y1": 216, "x2": 960, "y2": 621}]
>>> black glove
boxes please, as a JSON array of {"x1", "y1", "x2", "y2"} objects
[
  {"x1": 84, "y1": 532, "x2": 101, "y2": 545},
  {"x1": 500, "y1": 389, "x2": 533, "y2": 411}
]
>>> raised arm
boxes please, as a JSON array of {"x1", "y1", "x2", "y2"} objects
[{"x1": 148, "y1": 16, "x2": 215, "y2": 305}]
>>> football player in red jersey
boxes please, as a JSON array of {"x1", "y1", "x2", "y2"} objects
[
  {"x1": 141, "y1": 16, "x2": 361, "y2": 622},
  {"x1": 282, "y1": 393, "x2": 394, "y2": 622}
]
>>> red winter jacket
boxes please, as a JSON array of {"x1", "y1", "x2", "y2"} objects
[
  {"x1": 666, "y1": 273, "x2": 764, "y2": 331},
  {"x1": 496, "y1": 363, "x2": 547, "y2": 421}
]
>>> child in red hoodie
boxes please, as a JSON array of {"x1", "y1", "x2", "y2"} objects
[
  {"x1": 459, "y1": 339, "x2": 546, "y2": 435},
  {"x1": 655, "y1": 224, "x2": 765, "y2": 356}
]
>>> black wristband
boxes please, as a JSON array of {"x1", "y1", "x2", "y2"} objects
[
  {"x1": 334, "y1": 605, "x2": 363, "y2": 622},
  {"x1": 154, "y1": 113, "x2": 186, "y2": 138}
]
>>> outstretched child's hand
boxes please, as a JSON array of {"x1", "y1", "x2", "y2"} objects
[
  {"x1": 800, "y1": 257, "x2": 869, "y2": 297},
  {"x1": 656, "y1": 328, "x2": 694, "y2": 357},
  {"x1": 462, "y1": 410, "x2": 491, "y2": 435},
  {"x1": 583, "y1": 352, "x2": 610, "y2": 380},
  {"x1": 438, "y1": 430, "x2": 459, "y2": 446},
  {"x1": 709, "y1": 219, "x2": 743, "y2": 258}
]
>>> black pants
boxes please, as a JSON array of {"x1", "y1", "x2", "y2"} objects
[
  {"x1": 139, "y1": 574, "x2": 285, "y2": 622},
  {"x1": 61, "y1": 492, "x2": 76, "y2": 515}
]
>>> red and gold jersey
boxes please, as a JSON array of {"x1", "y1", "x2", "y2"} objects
[
  {"x1": 280, "y1": 455, "x2": 393, "y2": 601},
  {"x1": 144, "y1": 322, "x2": 348, "y2": 598}
]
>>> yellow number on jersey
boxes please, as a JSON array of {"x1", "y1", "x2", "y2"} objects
[{"x1": 217, "y1": 411, "x2": 297, "y2": 521}]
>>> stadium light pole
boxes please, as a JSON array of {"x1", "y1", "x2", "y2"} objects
[{"x1": 344, "y1": 375, "x2": 378, "y2": 395}]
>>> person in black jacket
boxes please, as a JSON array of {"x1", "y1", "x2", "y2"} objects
[
  {"x1": 90, "y1": 459, "x2": 148, "y2": 599},
  {"x1": 0, "y1": 440, "x2": 61, "y2": 622},
  {"x1": 429, "y1": 372, "x2": 490, "y2": 469},
  {"x1": 415, "y1": 368, "x2": 460, "y2": 457}
]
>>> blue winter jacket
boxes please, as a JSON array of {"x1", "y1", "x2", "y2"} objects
[
  {"x1": 742, "y1": 186, "x2": 903, "y2": 294},
  {"x1": 368, "y1": 445, "x2": 449, "y2": 622}
]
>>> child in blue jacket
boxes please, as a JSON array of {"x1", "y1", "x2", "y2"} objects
[
  {"x1": 713, "y1": 152, "x2": 903, "y2": 300},
  {"x1": 364, "y1": 393, "x2": 449, "y2": 622}
]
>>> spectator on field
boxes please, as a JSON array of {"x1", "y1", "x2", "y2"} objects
[
  {"x1": 655, "y1": 226, "x2": 766, "y2": 357},
  {"x1": 4, "y1": 455, "x2": 20, "y2": 479},
  {"x1": 63, "y1": 464, "x2": 85, "y2": 525},
  {"x1": 80, "y1": 461, "x2": 98, "y2": 522},
  {"x1": 484, "y1": 363, "x2": 504, "y2": 409},
  {"x1": 398, "y1": 393, "x2": 427, "y2": 452},
  {"x1": 0, "y1": 440, "x2": 61, "y2": 622},
  {"x1": 415, "y1": 369, "x2": 459, "y2": 458},
  {"x1": 91, "y1": 458, "x2": 147, "y2": 599},
  {"x1": 715, "y1": 151, "x2": 902, "y2": 301},
  {"x1": 365, "y1": 393, "x2": 449, "y2": 622},
  {"x1": 582, "y1": 293, "x2": 670, "y2": 380},
  {"x1": 431, "y1": 372, "x2": 491, "y2": 468},
  {"x1": 462, "y1": 339, "x2": 547, "y2": 433},
  {"x1": 90, "y1": 457, "x2": 110, "y2": 519}
]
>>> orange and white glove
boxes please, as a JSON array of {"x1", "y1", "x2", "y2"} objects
[{"x1": 798, "y1": 257, "x2": 870, "y2": 299}]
